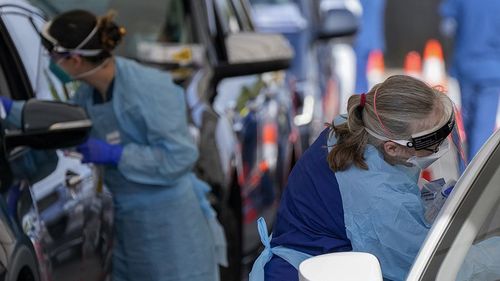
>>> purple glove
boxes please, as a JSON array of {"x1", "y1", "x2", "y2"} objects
[
  {"x1": 76, "y1": 138, "x2": 123, "y2": 166},
  {"x1": 0, "y1": 96, "x2": 13, "y2": 114}
]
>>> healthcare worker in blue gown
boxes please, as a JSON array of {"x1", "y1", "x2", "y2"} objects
[
  {"x1": 440, "y1": 0, "x2": 500, "y2": 160},
  {"x1": 249, "y1": 75, "x2": 458, "y2": 281},
  {"x1": 4, "y1": 10, "x2": 226, "y2": 281}
]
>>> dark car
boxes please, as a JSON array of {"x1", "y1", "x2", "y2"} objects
[
  {"x1": 0, "y1": 1, "x2": 112, "y2": 280},
  {"x1": 0, "y1": 102, "x2": 94, "y2": 281},
  {"x1": 250, "y1": 0, "x2": 360, "y2": 150}
]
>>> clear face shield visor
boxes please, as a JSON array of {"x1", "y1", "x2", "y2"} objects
[{"x1": 365, "y1": 97, "x2": 468, "y2": 172}]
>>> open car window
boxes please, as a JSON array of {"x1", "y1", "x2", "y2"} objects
[
  {"x1": 0, "y1": 5, "x2": 44, "y2": 93},
  {"x1": 454, "y1": 196, "x2": 500, "y2": 280},
  {"x1": 410, "y1": 129, "x2": 500, "y2": 281}
]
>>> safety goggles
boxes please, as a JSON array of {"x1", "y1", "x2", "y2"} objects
[
  {"x1": 40, "y1": 20, "x2": 103, "y2": 57},
  {"x1": 365, "y1": 109, "x2": 456, "y2": 153}
]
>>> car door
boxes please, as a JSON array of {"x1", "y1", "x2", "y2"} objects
[
  {"x1": 407, "y1": 129, "x2": 500, "y2": 281},
  {"x1": 0, "y1": 2, "x2": 113, "y2": 281}
]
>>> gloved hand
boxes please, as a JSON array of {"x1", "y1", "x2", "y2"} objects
[
  {"x1": 0, "y1": 96, "x2": 13, "y2": 115},
  {"x1": 76, "y1": 137, "x2": 123, "y2": 166}
]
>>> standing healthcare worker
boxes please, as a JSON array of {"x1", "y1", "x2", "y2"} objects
[
  {"x1": 15, "y1": 9, "x2": 225, "y2": 281},
  {"x1": 440, "y1": 0, "x2": 500, "y2": 160},
  {"x1": 354, "y1": 0, "x2": 386, "y2": 94},
  {"x1": 249, "y1": 75, "x2": 459, "y2": 281}
]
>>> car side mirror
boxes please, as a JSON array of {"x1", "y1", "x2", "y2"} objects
[
  {"x1": 3, "y1": 99, "x2": 92, "y2": 150},
  {"x1": 298, "y1": 252, "x2": 383, "y2": 281},
  {"x1": 316, "y1": 7, "x2": 359, "y2": 40},
  {"x1": 214, "y1": 32, "x2": 293, "y2": 79}
]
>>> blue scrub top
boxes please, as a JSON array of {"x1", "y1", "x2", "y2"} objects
[
  {"x1": 355, "y1": 0, "x2": 386, "y2": 52},
  {"x1": 440, "y1": 0, "x2": 500, "y2": 81},
  {"x1": 265, "y1": 128, "x2": 352, "y2": 280}
]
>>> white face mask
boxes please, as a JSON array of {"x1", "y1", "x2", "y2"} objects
[{"x1": 406, "y1": 139, "x2": 450, "y2": 169}]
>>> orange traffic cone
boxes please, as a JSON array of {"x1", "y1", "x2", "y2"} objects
[
  {"x1": 423, "y1": 39, "x2": 446, "y2": 87},
  {"x1": 366, "y1": 49, "x2": 385, "y2": 89},
  {"x1": 404, "y1": 51, "x2": 422, "y2": 78}
]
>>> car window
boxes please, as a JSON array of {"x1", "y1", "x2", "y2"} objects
[
  {"x1": 0, "y1": 5, "x2": 70, "y2": 101},
  {"x1": 415, "y1": 131, "x2": 500, "y2": 281},
  {"x1": 0, "y1": 8, "x2": 43, "y2": 95},
  {"x1": 455, "y1": 201, "x2": 500, "y2": 281},
  {"x1": 230, "y1": 0, "x2": 253, "y2": 31},
  {"x1": 214, "y1": 0, "x2": 242, "y2": 34},
  {"x1": 0, "y1": 55, "x2": 12, "y2": 100}
]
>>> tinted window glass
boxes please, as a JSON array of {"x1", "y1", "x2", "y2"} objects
[
  {"x1": 0, "y1": 56, "x2": 11, "y2": 100},
  {"x1": 456, "y1": 202, "x2": 500, "y2": 281},
  {"x1": 214, "y1": 0, "x2": 242, "y2": 34}
]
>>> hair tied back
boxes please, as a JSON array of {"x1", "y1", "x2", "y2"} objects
[{"x1": 359, "y1": 93, "x2": 366, "y2": 108}]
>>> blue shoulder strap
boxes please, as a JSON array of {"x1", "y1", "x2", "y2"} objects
[{"x1": 249, "y1": 217, "x2": 312, "y2": 281}]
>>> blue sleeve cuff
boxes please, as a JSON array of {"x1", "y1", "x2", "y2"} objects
[{"x1": 6, "y1": 101, "x2": 25, "y2": 128}]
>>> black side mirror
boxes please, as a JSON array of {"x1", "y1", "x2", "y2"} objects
[
  {"x1": 3, "y1": 99, "x2": 92, "y2": 150},
  {"x1": 317, "y1": 8, "x2": 359, "y2": 40}
]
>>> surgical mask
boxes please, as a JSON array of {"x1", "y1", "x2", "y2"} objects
[
  {"x1": 406, "y1": 138, "x2": 450, "y2": 169},
  {"x1": 49, "y1": 60, "x2": 73, "y2": 84},
  {"x1": 49, "y1": 57, "x2": 110, "y2": 83}
]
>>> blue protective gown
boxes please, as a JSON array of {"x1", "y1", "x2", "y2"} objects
[
  {"x1": 250, "y1": 128, "x2": 352, "y2": 281},
  {"x1": 71, "y1": 57, "x2": 219, "y2": 281},
  {"x1": 440, "y1": 0, "x2": 500, "y2": 159},
  {"x1": 328, "y1": 129, "x2": 431, "y2": 281}
]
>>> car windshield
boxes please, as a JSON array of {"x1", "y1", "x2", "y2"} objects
[{"x1": 29, "y1": 0, "x2": 195, "y2": 59}]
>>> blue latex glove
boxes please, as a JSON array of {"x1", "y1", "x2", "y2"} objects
[
  {"x1": 0, "y1": 96, "x2": 13, "y2": 115},
  {"x1": 76, "y1": 138, "x2": 123, "y2": 166}
]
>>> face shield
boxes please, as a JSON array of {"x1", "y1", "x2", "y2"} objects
[{"x1": 365, "y1": 96, "x2": 467, "y2": 180}]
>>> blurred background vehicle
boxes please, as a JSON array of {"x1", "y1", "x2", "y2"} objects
[
  {"x1": 249, "y1": 0, "x2": 359, "y2": 150},
  {"x1": 0, "y1": 1, "x2": 114, "y2": 280}
]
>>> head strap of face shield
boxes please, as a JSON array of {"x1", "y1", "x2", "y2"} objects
[
  {"x1": 41, "y1": 20, "x2": 103, "y2": 57},
  {"x1": 364, "y1": 109, "x2": 455, "y2": 151},
  {"x1": 410, "y1": 111, "x2": 455, "y2": 150}
]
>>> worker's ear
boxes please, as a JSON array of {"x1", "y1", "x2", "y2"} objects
[{"x1": 383, "y1": 141, "x2": 402, "y2": 158}]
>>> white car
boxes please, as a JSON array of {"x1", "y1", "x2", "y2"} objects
[{"x1": 299, "y1": 129, "x2": 500, "y2": 281}]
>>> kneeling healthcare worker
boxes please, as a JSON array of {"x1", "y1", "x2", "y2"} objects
[
  {"x1": 6, "y1": 9, "x2": 226, "y2": 281},
  {"x1": 249, "y1": 75, "x2": 459, "y2": 281}
]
